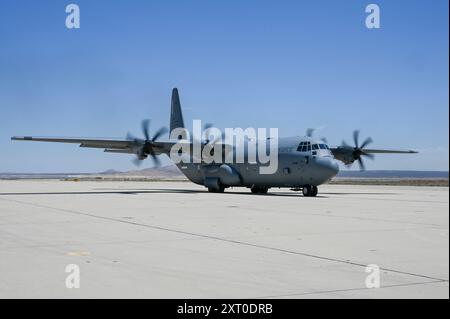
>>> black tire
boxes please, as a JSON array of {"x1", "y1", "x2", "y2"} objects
[
  {"x1": 251, "y1": 186, "x2": 269, "y2": 194},
  {"x1": 251, "y1": 186, "x2": 260, "y2": 194},
  {"x1": 208, "y1": 186, "x2": 225, "y2": 193},
  {"x1": 302, "y1": 185, "x2": 312, "y2": 197},
  {"x1": 311, "y1": 186, "x2": 318, "y2": 197}
]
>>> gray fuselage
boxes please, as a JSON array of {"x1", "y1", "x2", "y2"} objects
[{"x1": 174, "y1": 136, "x2": 339, "y2": 188}]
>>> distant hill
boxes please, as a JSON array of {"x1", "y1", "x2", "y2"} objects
[
  {"x1": 336, "y1": 170, "x2": 448, "y2": 179},
  {"x1": 1, "y1": 165, "x2": 448, "y2": 182},
  {"x1": 97, "y1": 165, "x2": 186, "y2": 180},
  {"x1": 98, "y1": 166, "x2": 448, "y2": 179}
]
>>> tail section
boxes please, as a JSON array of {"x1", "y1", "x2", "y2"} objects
[{"x1": 170, "y1": 88, "x2": 185, "y2": 134}]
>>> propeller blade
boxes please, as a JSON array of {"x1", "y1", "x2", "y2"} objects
[
  {"x1": 126, "y1": 132, "x2": 143, "y2": 144},
  {"x1": 360, "y1": 137, "x2": 373, "y2": 149},
  {"x1": 203, "y1": 123, "x2": 214, "y2": 131},
  {"x1": 150, "y1": 153, "x2": 161, "y2": 167},
  {"x1": 132, "y1": 157, "x2": 143, "y2": 166},
  {"x1": 342, "y1": 140, "x2": 350, "y2": 148},
  {"x1": 321, "y1": 137, "x2": 328, "y2": 144},
  {"x1": 151, "y1": 126, "x2": 168, "y2": 141},
  {"x1": 306, "y1": 128, "x2": 315, "y2": 137},
  {"x1": 126, "y1": 132, "x2": 135, "y2": 141},
  {"x1": 357, "y1": 157, "x2": 365, "y2": 171},
  {"x1": 353, "y1": 130, "x2": 360, "y2": 148},
  {"x1": 362, "y1": 152, "x2": 375, "y2": 160},
  {"x1": 142, "y1": 119, "x2": 151, "y2": 141},
  {"x1": 203, "y1": 123, "x2": 215, "y2": 142}
]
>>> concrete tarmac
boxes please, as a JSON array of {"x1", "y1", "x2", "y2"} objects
[{"x1": 0, "y1": 180, "x2": 448, "y2": 298}]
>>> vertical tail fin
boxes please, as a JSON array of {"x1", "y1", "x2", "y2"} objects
[{"x1": 170, "y1": 88, "x2": 185, "y2": 134}]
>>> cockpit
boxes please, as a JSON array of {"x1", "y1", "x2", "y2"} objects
[{"x1": 297, "y1": 141, "x2": 331, "y2": 156}]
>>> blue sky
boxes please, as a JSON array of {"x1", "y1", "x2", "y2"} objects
[{"x1": 0, "y1": 0, "x2": 448, "y2": 172}]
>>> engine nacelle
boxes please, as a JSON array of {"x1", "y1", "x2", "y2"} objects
[
  {"x1": 135, "y1": 148, "x2": 147, "y2": 160},
  {"x1": 202, "y1": 164, "x2": 241, "y2": 188},
  {"x1": 218, "y1": 164, "x2": 241, "y2": 186},
  {"x1": 332, "y1": 146, "x2": 356, "y2": 165}
]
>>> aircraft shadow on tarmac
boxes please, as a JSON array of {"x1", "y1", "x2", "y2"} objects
[
  {"x1": 0, "y1": 188, "x2": 397, "y2": 198},
  {"x1": 0, "y1": 189, "x2": 314, "y2": 198}
]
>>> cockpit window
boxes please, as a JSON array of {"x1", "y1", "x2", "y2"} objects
[
  {"x1": 319, "y1": 144, "x2": 326, "y2": 149},
  {"x1": 297, "y1": 141, "x2": 317, "y2": 152}
]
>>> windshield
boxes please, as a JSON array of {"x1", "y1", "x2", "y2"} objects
[{"x1": 297, "y1": 142, "x2": 331, "y2": 155}]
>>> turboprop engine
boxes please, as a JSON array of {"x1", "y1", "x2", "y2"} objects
[{"x1": 202, "y1": 164, "x2": 241, "y2": 190}]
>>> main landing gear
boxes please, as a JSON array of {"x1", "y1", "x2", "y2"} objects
[
  {"x1": 208, "y1": 185, "x2": 225, "y2": 193},
  {"x1": 250, "y1": 185, "x2": 269, "y2": 194},
  {"x1": 302, "y1": 185, "x2": 318, "y2": 197}
]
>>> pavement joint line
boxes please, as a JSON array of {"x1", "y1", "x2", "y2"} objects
[
  {"x1": 1, "y1": 196, "x2": 448, "y2": 283},
  {"x1": 253, "y1": 280, "x2": 448, "y2": 298}
]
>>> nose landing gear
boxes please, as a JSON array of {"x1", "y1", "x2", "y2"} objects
[
  {"x1": 302, "y1": 185, "x2": 318, "y2": 197},
  {"x1": 250, "y1": 185, "x2": 269, "y2": 194}
]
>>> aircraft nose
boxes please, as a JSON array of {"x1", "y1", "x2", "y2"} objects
[{"x1": 316, "y1": 157, "x2": 339, "y2": 181}]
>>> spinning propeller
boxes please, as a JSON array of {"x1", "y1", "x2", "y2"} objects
[
  {"x1": 127, "y1": 119, "x2": 168, "y2": 166},
  {"x1": 306, "y1": 128, "x2": 328, "y2": 145},
  {"x1": 341, "y1": 130, "x2": 374, "y2": 171}
]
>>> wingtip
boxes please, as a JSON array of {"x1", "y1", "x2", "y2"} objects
[{"x1": 11, "y1": 136, "x2": 32, "y2": 141}]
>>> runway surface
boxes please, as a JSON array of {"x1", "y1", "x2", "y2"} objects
[{"x1": 0, "y1": 180, "x2": 448, "y2": 298}]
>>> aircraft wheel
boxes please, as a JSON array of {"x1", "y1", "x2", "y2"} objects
[
  {"x1": 251, "y1": 186, "x2": 269, "y2": 194},
  {"x1": 302, "y1": 185, "x2": 312, "y2": 197},
  {"x1": 208, "y1": 186, "x2": 225, "y2": 193},
  {"x1": 311, "y1": 186, "x2": 318, "y2": 197}
]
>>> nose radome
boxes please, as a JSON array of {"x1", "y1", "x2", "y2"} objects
[
  {"x1": 316, "y1": 157, "x2": 339, "y2": 179},
  {"x1": 329, "y1": 159, "x2": 339, "y2": 176}
]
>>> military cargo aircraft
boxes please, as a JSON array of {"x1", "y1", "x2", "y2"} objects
[{"x1": 12, "y1": 88, "x2": 417, "y2": 196}]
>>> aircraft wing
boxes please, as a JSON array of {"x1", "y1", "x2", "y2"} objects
[
  {"x1": 12, "y1": 136, "x2": 133, "y2": 148},
  {"x1": 329, "y1": 145, "x2": 418, "y2": 167},
  {"x1": 11, "y1": 136, "x2": 138, "y2": 153},
  {"x1": 356, "y1": 148, "x2": 418, "y2": 154},
  {"x1": 11, "y1": 136, "x2": 232, "y2": 157}
]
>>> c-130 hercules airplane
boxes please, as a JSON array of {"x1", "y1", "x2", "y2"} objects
[{"x1": 12, "y1": 88, "x2": 417, "y2": 197}]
